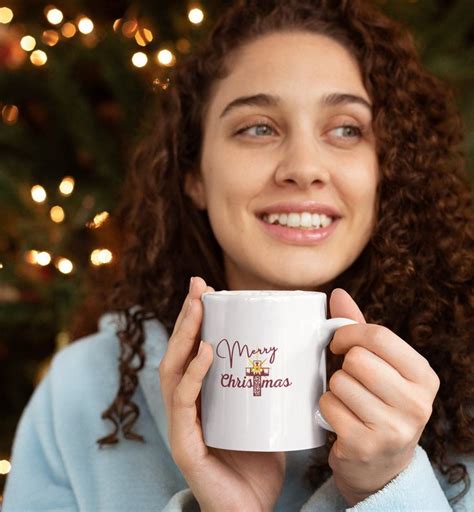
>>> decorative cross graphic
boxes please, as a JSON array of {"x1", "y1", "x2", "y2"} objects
[{"x1": 245, "y1": 358, "x2": 270, "y2": 396}]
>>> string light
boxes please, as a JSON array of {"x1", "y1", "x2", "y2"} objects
[
  {"x1": 20, "y1": 35, "x2": 36, "y2": 51},
  {"x1": 121, "y1": 19, "x2": 137, "y2": 38},
  {"x1": 36, "y1": 251, "x2": 51, "y2": 266},
  {"x1": 188, "y1": 7, "x2": 204, "y2": 25},
  {"x1": 77, "y1": 16, "x2": 94, "y2": 34},
  {"x1": 45, "y1": 6, "x2": 63, "y2": 25},
  {"x1": 50, "y1": 205, "x2": 65, "y2": 223},
  {"x1": 2, "y1": 104, "x2": 19, "y2": 125},
  {"x1": 30, "y1": 50, "x2": 48, "y2": 66},
  {"x1": 0, "y1": 7, "x2": 13, "y2": 24},
  {"x1": 42, "y1": 30, "x2": 59, "y2": 46},
  {"x1": 59, "y1": 176, "x2": 74, "y2": 196},
  {"x1": 0, "y1": 459, "x2": 11, "y2": 475},
  {"x1": 113, "y1": 18, "x2": 122, "y2": 32},
  {"x1": 135, "y1": 27, "x2": 153, "y2": 46},
  {"x1": 90, "y1": 249, "x2": 112, "y2": 266},
  {"x1": 86, "y1": 211, "x2": 109, "y2": 229},
  {"x1": 56, "y1": 257, "x2": 73, "y2": 274},
  {"x1": 157, "y1": 49, "x2": 175, "y2": 67},
  {"x1": 0, "y1": 263, "x2": 3, "y2": 269},
  {"x1": 61, "y1": 22, "x2": 76, "y2": 38},
  {"x1": 31, "y1": 185, "x2": 47, "y2": 203},
  {"x1": 132, "y1": 51, "x2": 147, "y2": 67},
  {"x1": 25, "y1": 250, "x2": 39, "y2": 264}
]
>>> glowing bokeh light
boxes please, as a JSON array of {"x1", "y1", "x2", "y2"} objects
[
  {"x1": 20, "y1": 35, "x2": 36, "y2": 51},
  {"x1": 59, "y1": 176, "x2": 74, "y2": 196},
  {"x1": 31, "y1": 185, "x2": 47, "y2": 203},
  {"x1": 50, "y1": 205, "x2": 65, "y2": 223}
]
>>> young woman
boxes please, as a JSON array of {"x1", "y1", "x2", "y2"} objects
[{"x1": 4, "y1": 0, "x2": 473, "y2": 510}]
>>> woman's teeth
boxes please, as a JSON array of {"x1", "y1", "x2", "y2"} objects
[{"x1": 262, "y1": 212, "x2": 335, "y2": 229}]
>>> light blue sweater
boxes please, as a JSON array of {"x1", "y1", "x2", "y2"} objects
[{"x1": 3, "y1": 313, "x2": 473, "y2": 511}]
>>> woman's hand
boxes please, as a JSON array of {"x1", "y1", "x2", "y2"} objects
[
  {"x1": 158, "y1": 276, "x2": 285, "y2": 512},
  {"x1": 320, "y1": 288, "x2": 441, "y2": 507}
]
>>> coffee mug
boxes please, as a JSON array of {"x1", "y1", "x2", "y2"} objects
[{"x1": 200, "y1": 290, "x2": 357, "y2": 452}]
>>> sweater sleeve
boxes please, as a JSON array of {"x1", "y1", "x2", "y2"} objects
[
  {"x1": 301, "y1": 444, "x2": 474, "y2": 512},
  {"x1": 2, "y1": 371, "x2": 79, "y2": 512}
]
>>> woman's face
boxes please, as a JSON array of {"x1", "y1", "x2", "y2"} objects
[{"x1": 185, "y1": 30, "x2": 379, "y2": 292}]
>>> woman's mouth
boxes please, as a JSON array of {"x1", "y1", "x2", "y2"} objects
[{"x1": 256, "y1": 212, "x2": 340, "y2": 245}]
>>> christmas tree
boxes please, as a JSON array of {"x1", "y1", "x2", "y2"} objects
[{"x1": 0, "y1": 0, "x2": 472, "y2": 497}]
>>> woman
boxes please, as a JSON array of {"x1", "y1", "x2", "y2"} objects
[{"x1": 4, "y1": 0, "x2": 473, "y2": 510}]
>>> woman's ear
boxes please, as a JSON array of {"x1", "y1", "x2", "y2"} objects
[{"x1": 184, "y1": 171, "x2": 207, "y2": 210}]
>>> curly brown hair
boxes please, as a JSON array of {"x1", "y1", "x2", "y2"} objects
[{"x1": 94, "y1": 0, "x2": 474, "y2": 505}]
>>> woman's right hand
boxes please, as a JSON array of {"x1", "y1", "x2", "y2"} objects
[{"x1": 159, "y1": 276, "x2": 286, "y2": 512}]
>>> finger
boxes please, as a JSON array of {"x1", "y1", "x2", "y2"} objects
[
  {"x1": 183, "y1": 285, "x2": 215, "y2": 366},
  {"x1": 341, "y1": 346, "x2": 418, "y2": 410},
  {"x1": 329, "y1": 369, "x2": 392, "y2": 427},
  {"x1": 319, "y1": 390, "x2": 367, "y2": 439},
  {"x1": 170, "y1": 342, "x2": 213, "y2": 456},
  {"x1": 330, "y1": 324, "x2": 431, "y2": 384},
  {"x1": 171, "y1": 276, "x2": 208, "y2": 337},
  {"x1": 160, "y1": 285, "x2": 214, "y2": 413},
  {"x1": 160, "y1": 296, "x2": 201, "y2": 412}
]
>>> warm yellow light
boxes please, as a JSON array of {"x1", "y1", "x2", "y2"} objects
[
  {"x1": 188, "y1": 7, "x2": 204, "y2": 25},
  {"x1": 61, "y1": 22, "x2": 76, "y2": 38},
  {"x1": 36, "y1": 251, "x2": 51, "y2": 266},
  {"x1": 31, "y1": 185, "x2": 47, "y2": 203},
  {"x1": 121, "y1": 19, "x2": 137, "y2": 38},
  {"x1": 77, "y1": 16, "x2": 93, "y2": 34},
  {"x1": 25, "y1": 250, "x2": 39, "y2": 264},
  {"x1": 45, "y1": 7, "x2": 63, "y2": 25},
  {"x1": 42, "y1": 29, "x2": 59, "y2": 46},
  {"x1": 157, "y1": 49, "x2": 175, "y2": 67},
  {"x1": 2, "y1": 104, "x2": 19, "y2": 125},
  {"x1": 59, "y1": 176, "x2": 74, "y2": 195},
  {"x1": 90, "y1": 249, "x2": 113, "y2": 266},
  {"x1": 134, "y1": 28, "x2": 153, "y2": 46},
  {"x1": 20, "y1": 35, "x2": 36, "y2": 51},
  {"x1": 56, "y1": 257, "x2": 73, "y2": 274},
  {"x1": 132, "y1": 51, "x2": 147, "y2": 68},
  {"x1": 87, "y1": 210, "x2": 109, "y2": 229},
  {"x1": 113, "y1": 18, "x2": 122, "y2": 31},
  {"x1": 50, "y1": 205, "x2": 65, "y2": 223},
  {"x1": 30, "y1": 49, "x2": 47, "y2": 66},
  {"x1": 0, "y1": 7, "x2": 13, "y2": 24},
  {"x1": 0, "y1": 459, "x2": 11, "y2": 475},
  {"x1": 0, "y1": 262, "x2": 3, "y2": 269}
]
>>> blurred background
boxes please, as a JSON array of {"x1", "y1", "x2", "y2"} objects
[{"x1": 0, "y1": 0, "x2": 473, "y2": 499}]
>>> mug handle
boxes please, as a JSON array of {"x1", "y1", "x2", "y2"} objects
[{"x1": 314, "y1": 317, "x2": 358, "y2": 433}]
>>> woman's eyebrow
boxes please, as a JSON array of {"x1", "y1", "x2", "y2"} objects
[{"x1": 219, "y1": 92, "x2": 373, "y2": 119}]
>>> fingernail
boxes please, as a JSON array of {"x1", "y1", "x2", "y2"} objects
[
  {"x1": 198, "y1": 340, "x2": 204, "y2": 355},
  {"x1": 189, "y1": 276, "x2": 194, "y2": 292},
  {"x1": 187, "y1": 298, "x2": 193, "y2": 314}
]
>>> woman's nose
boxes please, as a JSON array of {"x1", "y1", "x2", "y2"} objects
[{"x1": 274, "y1": 133, "x2": 330, "y2": 189}]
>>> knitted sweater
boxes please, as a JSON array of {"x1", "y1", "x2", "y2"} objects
[{"x1": 4, "y1": 313, "x2": 473, "y2": 511}]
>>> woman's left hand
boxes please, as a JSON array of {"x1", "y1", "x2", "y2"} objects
[{"x1": 320, "y1": 288, "x2": 441, "y2": 507}]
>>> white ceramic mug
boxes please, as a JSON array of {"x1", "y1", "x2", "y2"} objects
[{"x1": 200, "y1": 290, "x2": 357, "y2": 452}]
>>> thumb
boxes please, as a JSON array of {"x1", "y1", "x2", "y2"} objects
[{"x1": 329, "y1": 288, "x2": 366, "y2": 324}]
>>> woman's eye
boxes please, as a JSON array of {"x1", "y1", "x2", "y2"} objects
[
  {"x1": 330, "y1": 125, "x2": 363, "y2": 139},
  {"x1": 235, "y1": 122, "x2": 276, "y2": 137}
]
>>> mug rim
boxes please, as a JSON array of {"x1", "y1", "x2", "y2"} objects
[{"x1": 201, "y1": 290, "x2": 327, "y2": 298}]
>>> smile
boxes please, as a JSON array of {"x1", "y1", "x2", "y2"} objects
[{"x1": 257, "y1": 213, "x2": 340, "y2": 245}]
